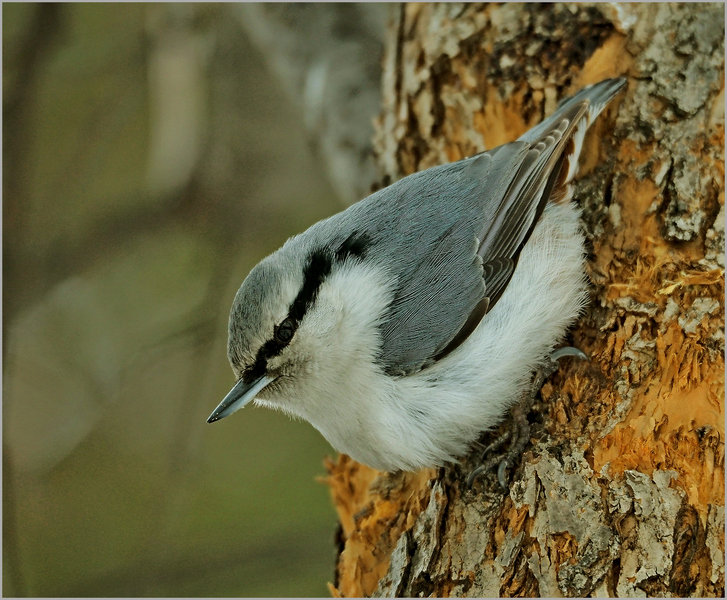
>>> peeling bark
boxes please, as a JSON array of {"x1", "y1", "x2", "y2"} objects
[{"x1": 325, "y1": 3, "x2": 724, "y2": 597}]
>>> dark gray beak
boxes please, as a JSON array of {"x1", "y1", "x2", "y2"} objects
[{"x1": 207, "y1": 374, "x2": 275, "y2": 423}]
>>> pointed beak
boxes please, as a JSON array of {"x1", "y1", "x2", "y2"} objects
[{"x1": 206, "y1": 374, "x2": 275, "y2": 423}]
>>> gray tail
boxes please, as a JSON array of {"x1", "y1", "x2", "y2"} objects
[
  {"x1": 559, "y1": 77, "x2": 627, "y2": 121},
  {"x1": 517, "y1": 77, "x2": 626, "y2": 190},
  {"x1": 518, "y1": 78, "x2": 626, "y2": 144}
]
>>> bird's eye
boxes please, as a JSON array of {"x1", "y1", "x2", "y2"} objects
[{"x1": 275, "y1": 318, "x2": 295, "y2": 343}]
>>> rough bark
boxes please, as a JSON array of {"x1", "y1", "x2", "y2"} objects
[{"x1": 324, "y1": 3, "x2": 724, "y2": 597}]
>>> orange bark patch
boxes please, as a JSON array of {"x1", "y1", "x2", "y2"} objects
[
  {"x1": 577, "y1": 33, "x2": 631, "y2": 88},
  {"x1": 573, "y1": 116, "x2": 725, "y2": 515},
  {"x1": 476, "y1": 86, "x2": 532, "y2": 149},
  {"x1": 323, "y1": 454, "x2": 437, "y2": 597},
  {"x1": 593, "y1": 345, "x2": 725, "y2": 510}
]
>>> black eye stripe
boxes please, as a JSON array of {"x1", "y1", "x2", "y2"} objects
[
  {"x1": 288, "y1": 249, "x2": 332, "y2": 322},
  {"x1": 335, "y1": 232, "x2": 370, "y2": 262},
  {"x1": 243, "y1": 352, "x2": 268, "y2": 384},
  {"x1": 243, "y1": 233, "x2": 371, "y2": 382}
]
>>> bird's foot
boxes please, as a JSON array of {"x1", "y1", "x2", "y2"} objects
[{"x1": 466, "y1": 345, "x2": 588, "y2": 490}]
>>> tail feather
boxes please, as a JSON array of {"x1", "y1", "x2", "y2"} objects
[
  {"x1": 518, "y1": 78, "x2": 626, "y2": 197},
  {"x1": 518, "y1": 78, "x2": 626, "y2": 145},
  {"x1": 563, "y1": 77, "x2": 628, "y2": 125}
]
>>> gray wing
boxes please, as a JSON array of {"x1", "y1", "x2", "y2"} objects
[
  {"x1": 350, "y1": 143, "x2": 532, "y2": 375},
  {"x1": 307, "y1": 79, "x2": 625, "y2": 376},
  {"x1": 473, "y1": 78, "x2": 626, "y2": 309},
  {"x1": 473, "y1": 102, "x2": 588, "y2": 305},
  {"x1": 373, "y1": 110, "x2": 587, "y2": 374}
]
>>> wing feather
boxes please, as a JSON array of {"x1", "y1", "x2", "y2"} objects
[{"x1": 309, "y1": 78, "x2": 626, "y2": 375}]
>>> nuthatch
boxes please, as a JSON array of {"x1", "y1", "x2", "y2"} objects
[{"x1": 207, "y1": 78, "x2": 626, "y2": 476}]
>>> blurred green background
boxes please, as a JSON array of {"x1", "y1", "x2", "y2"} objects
[{"x1": 3, "y1": 4, "x2": 349, "y2": 596}]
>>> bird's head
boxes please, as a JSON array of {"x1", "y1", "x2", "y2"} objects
[{"x1": 207, "y1": 232, "x2": 387, "y2": 424}]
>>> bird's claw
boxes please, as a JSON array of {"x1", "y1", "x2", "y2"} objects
[
  {"x1": 496, "y1": 459, "x2": 509, "y2": 490},
  {"x1": 467, "y1": 345, "x2": 588, "y2": 491},
  {"x1": 550, "y1": 346, "x2": 589, "y2": 362}
]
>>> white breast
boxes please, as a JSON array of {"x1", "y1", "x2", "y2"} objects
[{"x1": 261, "y1": 200, "x2": 586, "y2": 472}]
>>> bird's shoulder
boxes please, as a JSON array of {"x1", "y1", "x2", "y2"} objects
[{"x1": 300, "y1": 147, "x2": 529, "y2": 375}]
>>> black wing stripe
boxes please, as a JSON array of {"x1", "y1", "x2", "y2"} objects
[
  {"x1": 482, "y1": 258, "x2": 515, "y2": 309},
  {"x1": 432, "y1": 295, "x2": 490, "y2": 362},
  {"x1": 423, "y1": 103, "x2": 589, "y2": 366},
  {"x1": 477, "y1": 103, "x2": 587, "y2": 270}
]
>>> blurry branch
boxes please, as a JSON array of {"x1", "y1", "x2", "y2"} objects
[
  {"x1": 4, "y1": 3, "x2": 216, "y2": 330},
  {"x1": 145, "y1": 4, "x2": 211, "y2": 197},
  {"x1": 3, "y1": 3, "x2": 62, "y2": 341},
  {"x1": 5, "y1": 185, "x2": 199, "y2": 328},
  {"x1": 2, "y1": 6, "x2": 63, "y2": 596},
  {"x1": 231, "y1": 4, "x2": 389, "y2": 204}
]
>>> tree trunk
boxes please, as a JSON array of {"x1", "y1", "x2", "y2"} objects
[{"x1": 324, "y1": 3, "x2": 724, "y2": 597}]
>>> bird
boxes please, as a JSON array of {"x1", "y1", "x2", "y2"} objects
[{"x1": 207, "y1": 77, "x2": 626, "y2": 476}]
